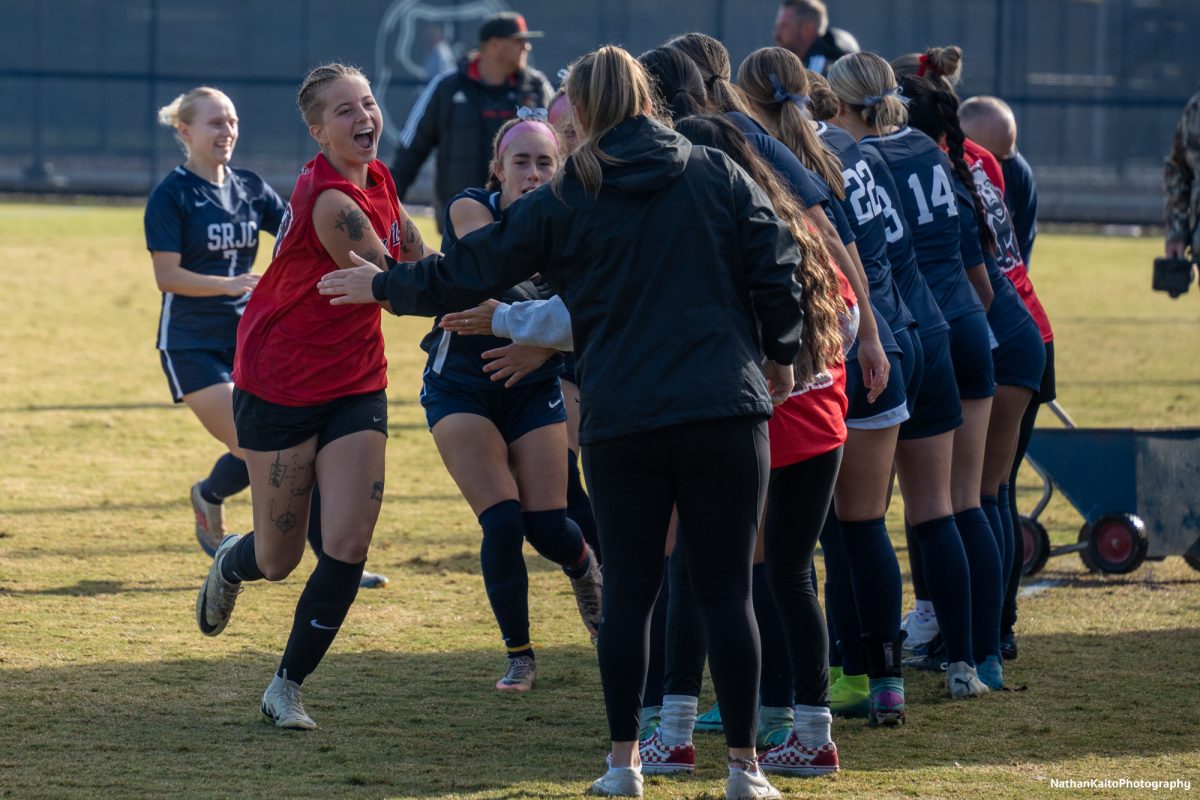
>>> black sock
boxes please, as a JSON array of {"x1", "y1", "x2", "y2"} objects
[
  {"x1": 906, "y1": 520, "x2": 930, "y2": 602},
  {"x1": 820, "y1": 514, "x2": 863, "y2": 674},
  {"x1": 306, "y1": 483, "x2": 323, "y2": 557},
  {"x1": 955, "y1": 508, "x2": 1002, "y2": 662},
  {"x1": 479, "y1": 500, "x2": 531, "y2": 656},
  {"x1": 840, "y1": 517, "x2": 902, "y2": 643},
  {"x1": 912, "y1": 515, "x2": 973, "y2": 664},
  {"x1": 754, "y1": 562, "x2": 794, "y2": 708},
  {"x1": 566, "y1": 448, "x2": 601, "y2": 565},
  {"x1": 278, "y1": 552, "x2": 364, "y2": 684},
  {"x1": 220, "y1": 532, "x2": 264, "y2": 583},
  {"x1": 522, "y1": 508, "x2": 589, "y2": 578},
  {"x1": 200, "y1": 453, "x2": 249, "y2": 504}
]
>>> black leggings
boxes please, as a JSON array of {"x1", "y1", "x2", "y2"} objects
[
  {"x1": 1002, "y1": 394, "x2": 1043, "y2": 632},
  {"x1": 664, "y1": 448, "x2": 841, "y2": 709},
  {"x1": 583, "y1": 416, "x2": 768, "y2": 747}
]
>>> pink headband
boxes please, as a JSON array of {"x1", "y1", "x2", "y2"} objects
[
  {"x1": 548, "y1": 94, "x2": 571, "y2": 127},
  {"x1": 498, "y1": 119, "x2": 559, "y2": 159}
]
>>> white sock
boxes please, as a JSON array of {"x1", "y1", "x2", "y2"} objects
[
  {"x1": 658, "y1": 694, "x2": 698, "y2": 746},
  {"x1": 914, "y1": 599, "x2": 935, "y2": 617},
  {"x1": 791, "y1": 704, "x2": 832, "y2": 748}
]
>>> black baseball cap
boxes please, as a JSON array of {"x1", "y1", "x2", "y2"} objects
[{"x1": 479, "y1": 12, "x2": 544, "y2": 42}]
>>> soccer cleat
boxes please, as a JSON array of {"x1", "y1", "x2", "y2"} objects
[
  {"x1": 569, "y1": 547, "x2": 603, "y2": 643},
  {"x1": 359, "y1": 570, "x2": 389, "y2": 589},
  {"x1": 495, "y1": 654, "x2": 536, "y2": 692},
  {"x1": 638, "y1": 705, "x2": 661, "y2": 740},
  {"x1": 195, "y1": 534, "x2": 242, "y2": 636},
  {"x1": 868, "y1": 677, "x2": 906, "y2": 726},
  {"x1": 977, "y1": 654, "x2": 1005, "y2": 690},
  {"x1": 756, "y1": 705, "x2": 793, "y2": 749},
  {"x1": 946, "y1": 661, "x2": 990, "y2": 699},
  {"x1": 695, "y1": 702, "x2": 724, "y2": 733},
  {"x1": 902, "y1": 633, "x2": 947, "y2": 672},
  {"x1": 900, "y1": 606, "x2": 939, "y2": 653},
  {"x1": 726, "y1": 762, "x2": 782, "y2": 799},
  {"x1": 634, "y1": 729, "x2": 695, "y2": 775},
  {"x1": 758, "y1": 731, "x2": 840, "y2": 776},
  {"x1": 1000, "y1": 631, "x2": 1018, "y2": 661},
  {"x1": 190, "y1": 482, "x2": 225, "y2": 557},
  {"x1": 589, "y1": 766, "x2": 643, "y2": 797},
  {"x1": 830, "y1": 672, "x2": 869, "y2": 718},
  {"x1": 261, "y1": 670, "x2": 317, "y2": 730}
]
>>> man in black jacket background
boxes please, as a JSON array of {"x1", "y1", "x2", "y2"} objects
[
  {"x1": 390, "y1": 12, "x2": 554, "y2": 229},
  {"x1": 772, "y1": 0, "x2": 859, "y2": 75}
]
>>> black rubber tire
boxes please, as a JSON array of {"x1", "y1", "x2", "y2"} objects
[
  {"x1": 1020, "y1": 517, "x2": 1050, "y2": 577},
  {"x1": 1086, "y1": 513, "x2": 1149, "y2": 575},
  {"x1": 1078, "y1": 524, "x2": 1099, "y2": 572}
]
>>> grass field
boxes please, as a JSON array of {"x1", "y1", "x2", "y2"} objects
[{"x1": 0, "y1": 202, "x2": 1198, "y2": 799}]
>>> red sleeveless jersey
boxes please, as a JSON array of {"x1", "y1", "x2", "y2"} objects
[
  {"x1": 768, "y1": 267, "x2": 854, "y2": 469},
  {"x1": 233, "y1": 155, "x2": 405, "y2": 406},
  {"x1": 962, "y1": 139, "x2": 1054, "y2": 343}
]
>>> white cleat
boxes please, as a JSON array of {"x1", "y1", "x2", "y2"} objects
[
  {"x1": 195, "y1": 534, "x2": 242, "y2": 636},
  {"x1": 261, "y1": 670, "x2": 317, "y2": 730},
  {"x1": 947, "y1": 661, "x2": 990, "y2": 699}
]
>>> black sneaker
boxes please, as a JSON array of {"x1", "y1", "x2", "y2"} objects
[{"x1": 1000, "y1": 632, "x2": 1018, "y2": 661}]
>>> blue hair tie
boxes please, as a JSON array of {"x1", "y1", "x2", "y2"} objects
[
  {"x1": 516, "y1": 106, "x2": 549, "y2": 122},
  {"x1": 768, "y1": 73, "x2": 810, "y2": 109},
  {"x1": 863, "y1": 86, "x2": 910, "y2": 108}
]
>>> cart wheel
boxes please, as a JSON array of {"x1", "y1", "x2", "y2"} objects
[
  {"x1": 1020, "y1": 517, "x2": 1050, "y2": 577},
  {"x1": 1078, "y1": 524, "x2": 1099, "y2": 573},
  {"x1": 1086, "y1": 513, "x2": 1148, "y2": 575},
  {"x1": 1184, "y1": 554, "x2": 1200, "y2": 572}
]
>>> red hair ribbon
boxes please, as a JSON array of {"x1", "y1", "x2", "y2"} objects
[{"x1": 917, "y1": 54, "x2": 929, "y2": 77}]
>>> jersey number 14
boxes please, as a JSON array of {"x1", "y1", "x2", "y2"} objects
[{"x1": 906, "y1": 164, "x2": 957, "y2": 226}]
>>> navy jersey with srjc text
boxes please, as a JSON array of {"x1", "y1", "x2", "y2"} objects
[
  {"x1": 817, "y1": 121, "x2": 916, "y2": 342},
  {"x1": 144, "y1": 165, "x2": 285, "y2": 350},
  {"x1": 420, "y1": 188, "x2": 563, "y2": 388},
  {"x1": 862, "y1": 127, "x2": 982, "y2": 323},
  {"x1": 858, "y1": 143, "x2": 948, "y2": 340}
]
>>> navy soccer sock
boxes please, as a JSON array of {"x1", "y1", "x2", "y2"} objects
[
  {"x1": 996, "y1": 483, "x2": 1016, "y2": 588},
  {"x1": 820, "y1": 515, "x2": 863, "y2": 674},
  {"x1": 278, "y1": 552, "x2": 364, "y2": 684},
  {"x1": 522, "y1": 508, "x2": 589, "y2": 578},
  {"x1": 199, "y1": 453, "x2": 249, "y2": 504},
  {"x1": 566, "y1": 448, "x2": 601, "y2": 565},
  {"x1": 479, "y1": 500, "x2": 531, "y2": 657},
  {"x1": 220, "y1": 532, "x2": 264, "y2": 583},
  {"x1": 981, "y1": 494, "x2": 1010, "y2": 582},
  {"x1": 911, "y1": 515, "x2": 974, "y2": 664},
  {"x1": 643, "y1": 557, "x2": 670, "y2": 709},
  {"x1": 905, "y1": 520, "x2": 931, "y2": 602},
  {"x1": 754, "y1": 562, "x2": 794, "y2": 708},
  {"x1": 839, "y1": 517, "x2": 902, "y2": 644},
  {"x1": 954, "y1": 508, "x2": 1003, "y2": 662}
]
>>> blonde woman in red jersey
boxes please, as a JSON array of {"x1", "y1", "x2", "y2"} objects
[{"x1": 193, "y1": 63, "x2": 431, "y2": 730}]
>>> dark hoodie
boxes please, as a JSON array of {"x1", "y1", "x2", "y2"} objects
[{"x1": 375, "y1": 115, "x2": 805, "y2": 444}]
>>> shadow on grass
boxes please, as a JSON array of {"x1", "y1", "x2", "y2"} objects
[
  {"x1": 2, "y1": 629, "x2": 1199, "y2": 797},
  {"x1": 0, "y1": 493, "x2": 460, "y2": 517},
  {"x1": 6, "y1": 397, "x2": 419, "y2": 413},
  {"x1": 0, "y1": 579, "x2": 194, "y2": 597}
]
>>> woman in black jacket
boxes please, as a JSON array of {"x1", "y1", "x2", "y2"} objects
[{"x1": 318, "y1": 45, "x2": 803, "y2": 800}]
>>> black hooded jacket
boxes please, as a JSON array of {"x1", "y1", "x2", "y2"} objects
[{"x1": 375, "y1": 115, "x2": 805, "y2": 445}]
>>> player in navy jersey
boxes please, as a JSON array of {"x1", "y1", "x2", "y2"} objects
[
  {"x1": 828, "y1": 52, "x2": 991, "y2": 700},
  {"x1": 420, "y1": 112, "x2": 602, "y2": 693},
  {"x1": 737, "y1": 48, "x2": 912, "y2": 725},
  {"x1": 145, "y1": 87, "x2": 284, "y2": 556}
]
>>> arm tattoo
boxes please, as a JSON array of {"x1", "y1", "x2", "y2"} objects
[
  {"x1": 334, "y1": 205, "x2": 369, "y2": 241},
  {"x1": 370, "y1": 480, "x2": 384, "y2": 502},
  {"x1": 359, "y1": 246, "x2": 383, "y2": 268},
  {"x1": 401, "y1": 219, "x2": 425, "y2": 257}
]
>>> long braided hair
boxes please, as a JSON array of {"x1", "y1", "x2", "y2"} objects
[{"x1": 900, "y1": 74, "x2": 995, "y2": 255}]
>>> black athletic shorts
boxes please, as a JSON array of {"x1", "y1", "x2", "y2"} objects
[{"x1": 232, "y1": 387, "x2": 388, "y2": 452}]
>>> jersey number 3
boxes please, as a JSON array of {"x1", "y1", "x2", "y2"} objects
[{"x1": 906, "y1": 164, "x2": 957, "y2": 226}]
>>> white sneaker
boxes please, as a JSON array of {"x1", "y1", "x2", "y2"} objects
[
  {"x1": 901, "y1": 607, "x2": 939, "y2": 652},
  {"x1": 495, "y1": 654, "x2": 537, "y2": 692},
  {"x1": 190, "y1": 482, "x2": 225, "y2": 556},
  {"x1": 726, "y1": 762, "x2": 781, "y2": 800},
  {"x1": 261, "y1": 670, "x2": 317, "y2": 730},
  {"x1": 195, "y1": 534, "x2": 242, "y2": 636},
  {"x1": 589, "y1": 765, "x2": 643, "y2": 797},
  {"x1": 569, "y1": 546, "x2": 603, "y2": 643},
  {"x1": 359, "y1": 570, "x2": 389, "y2": 589},
  {"x1": 946, "y1": 661, "x2": 990, "y2": 699}
]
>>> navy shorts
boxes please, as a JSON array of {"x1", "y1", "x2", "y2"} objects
[
  {"x1": 421, "y1": 371, "x2": 567, "y2": 443},
  {"x1": 899, "y1": 329, "x2": 963, "y2": 441},
  {"x1": 947, "y1": 310, "x2": 996, "y2": 400},
  {"x1": 232, "y1": 388, "x2": 388, "y2": 453},
  {"x1": 846, "y1": 347, "x2": 909, "y2": 430},
  {"x1": 896, "y1": 326, "x2": 924, "y2": 416},
  {"x1": 159, "y1": 348, "x2": 235, "y2": 403},
  {"x1": 992, "y1": 316, "x2": 1046, "y2": 393}
]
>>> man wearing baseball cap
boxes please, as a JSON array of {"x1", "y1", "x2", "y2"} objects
[{"x1": 391, "y1": 11, "x2": 553, "y2": 229}]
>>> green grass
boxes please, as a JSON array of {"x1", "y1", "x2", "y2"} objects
[{"x1": 0, "y1": 203, "x2": 1198, "y2": 799}]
